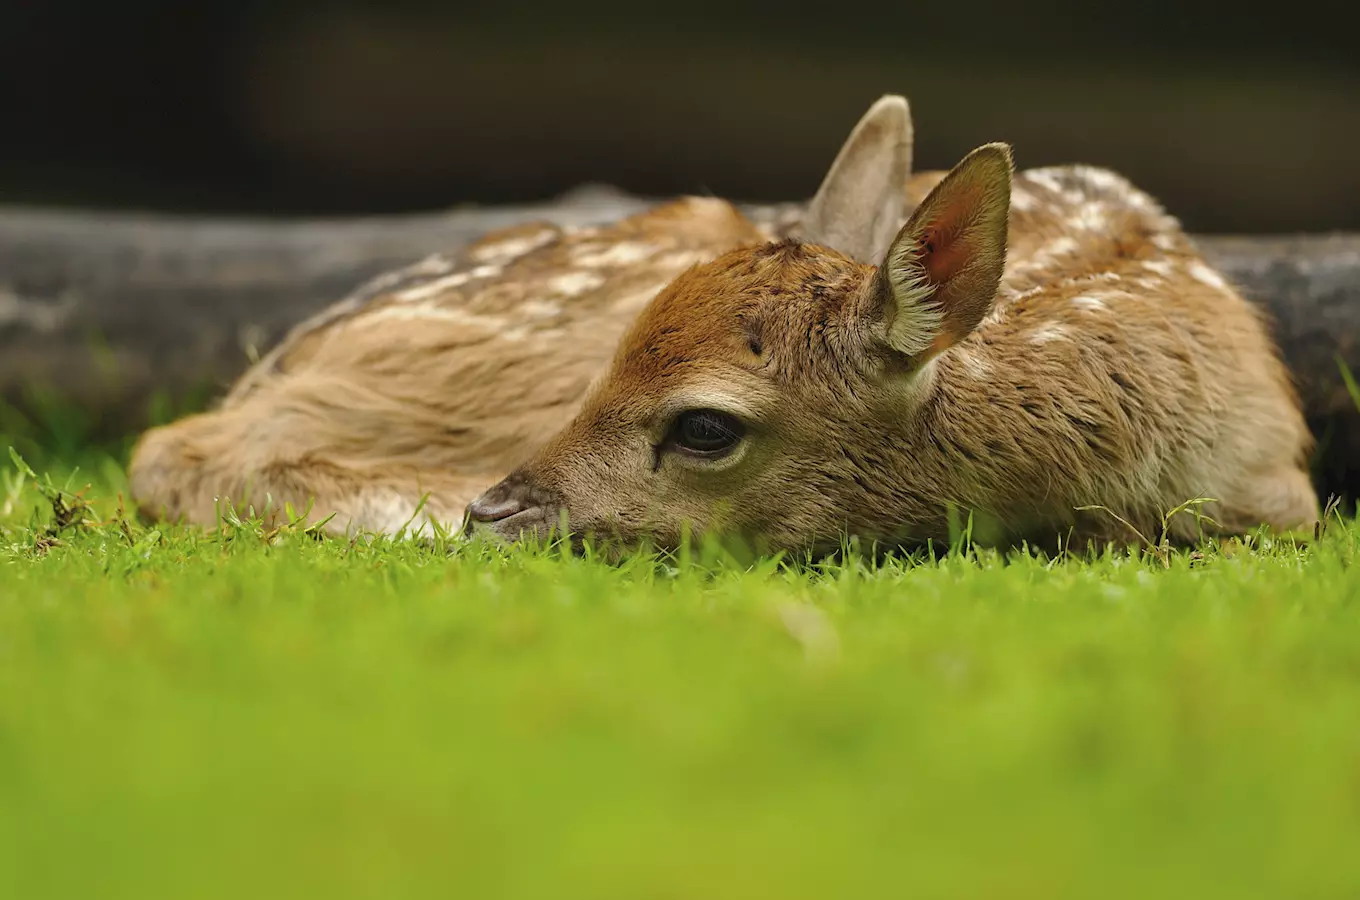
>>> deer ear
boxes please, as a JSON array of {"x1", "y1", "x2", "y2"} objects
[
  {"x1": 864, "y1": 142, "x2": 1012, "y2": 361},
  {"x1": 796, "y1": 94, "x2": 913, "y2": 264}
]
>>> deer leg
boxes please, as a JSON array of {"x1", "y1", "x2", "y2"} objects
[
  {"x1": 1211, "y1": 466, "x2": 1322, "y2": 537},
  {"x1": 129, "y1": 401, "x2": 482, "y2": 538}
]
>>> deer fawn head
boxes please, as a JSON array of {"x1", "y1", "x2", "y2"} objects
[{"x1": 466, "y1": 95, "x2": 1017, "y2": 554}]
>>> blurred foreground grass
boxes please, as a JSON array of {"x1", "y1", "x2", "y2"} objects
[{"x1": 2, "y1": 445, "x2": 1360, "y2": 900}]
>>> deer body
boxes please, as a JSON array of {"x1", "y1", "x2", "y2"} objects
[
  {"x1": 130, "y1": 96, "x2": 1318, "y2": 552},
  {"x1": 877, "y1": 163, "x2": 1318, "y2": 550}
]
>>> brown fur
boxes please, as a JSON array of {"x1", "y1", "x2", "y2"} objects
[
  {"x1": 128, "y1": 197, "x2": 765, "y2": 534},
  {"x1": 129, "y1": 96, "x2": 1317, "y2": 553},
  {"x1": 467, "y1": 149, "x2": 1317, "y2": 554}
]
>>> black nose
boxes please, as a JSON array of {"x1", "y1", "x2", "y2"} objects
[
  {"x1": 466, "y1": 493, "x2": 531, "y2": 524},
  {"x1": 464, "y1": 472, "x2": 565, "y2": 538}
]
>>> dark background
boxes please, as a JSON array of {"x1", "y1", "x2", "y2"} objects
[{"x1": 1, "y1": 2, "x2": 1357, "y2": 232}]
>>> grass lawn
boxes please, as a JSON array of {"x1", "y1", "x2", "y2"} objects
[{"x1": 3, "y1": 444, "x2": 1360, "y2": 900}]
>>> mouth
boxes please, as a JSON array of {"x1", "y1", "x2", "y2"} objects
[{"x1": 464, "y1": 505, "x2": 557, "y2": 544}]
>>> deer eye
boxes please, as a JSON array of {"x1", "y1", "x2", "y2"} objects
[{"x1": 669, "y1": 409, "x2": 745, "y2": 458}]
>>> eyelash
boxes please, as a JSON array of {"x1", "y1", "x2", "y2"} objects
[{"x1": 663, "y1": 409, "x2": 746, "y2": 460}]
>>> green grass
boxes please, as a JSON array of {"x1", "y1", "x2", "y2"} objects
[{"x1": 3, "y1": 447, "x2": 1360, "y2": 900}]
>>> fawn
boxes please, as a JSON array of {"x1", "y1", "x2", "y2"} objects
[{"x1": 130, "y1": 95, "x2": 1318, "y2": 554}]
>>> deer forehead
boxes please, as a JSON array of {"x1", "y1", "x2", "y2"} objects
[
  {"x1": 625, "y1": 241, "x2": 866, "y2": 340},
  {"x1": 578, "y1": 245, "x2": 876, "y2": 426},
  {"x1": 599, "y1": 249, "x2": 843, "y2": 361}
]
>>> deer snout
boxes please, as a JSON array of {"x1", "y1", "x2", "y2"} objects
[
  {"x1": 463, "y1": 472, "x2": 565, "y2": 543},
  {"x1": 466, "y1": 494, "x2": 529, "y2": 523}
]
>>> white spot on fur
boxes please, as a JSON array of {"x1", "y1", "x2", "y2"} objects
[
  {"x1": 1071, "y1": 165, "x2": 1128, "y2": 194},
  {"x1": 1025, "y1": 169, "x2": 1064, "y2": 193},
  {"x1": 361, "y1": 303, "x2": 511, "y2": 333},
  {"x1": 1010, "y1": 188, "x2": 1038, "y2": 213},
  {"x1": 979, "y1": 304, "x2": 1009, "y2": 327},
  {"x1": 1121, "y1": 189, "x2": 1157, "y2": 214},
  {"x1": 1030, "y1": 324, "x2": 1069, "y2": 344},
  {"x1": 1008, "y1": 236, "x2": 1080, "y2": 278},
  {"x1": 410, "y1": 253, "x2": 456, "y2": 275},
  {"x1": 610, "y1": 281, "x2": 670, "y2": 312},
  {"x1": 952, "y1": 348, "x2": 992, "y2": 379},
  {"x1": 1071, "y1": 295, "x2": 1107, "y2": 311},
  {"x1": 1068, "y1": 165, "x2": 1162, "y2": 214},
  {"x1": 1025, "y1": 168, "x2": 1084, "y2": 204},
  {"x1": 394, "y1": 265, "x2": 502, "y2": 302},
  {"x1": 469, "y1": 228, "x2": 556, "y2": 263},
  {"x1": 983, "y1": 284, "x2": 1040, "y2": 326},
  {"x1": 1151, "y1": 233, "x2": 1178, "y2": 251},
  {"x1": 356, "y1": 253, "x2": 455, "y2": 297},
  {"x1": 573, "y1": 241, "x2": 659, "y2": 268},
  {"x1": 1187, "y1": 260, "x2": 1228, "y2": 291},
  {"x1": 545, "y1": 271, "x2": 605, "y2": 297},
  {"x1": 658, "y1": 250, "x2": 715, "y2": 270},
  {"x1": 1040, "y1": 236, "x2": 1079, "y2": 258},
  {"x1": 1071, "y1": 201, "x2": 1110, "y2": 232},
  {"x1": 519, "y1": 299, "x2": 562, "y2": 319},
  {"x1": 1140, "y1": 259, "x2": 1174, "y2": 278}
]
